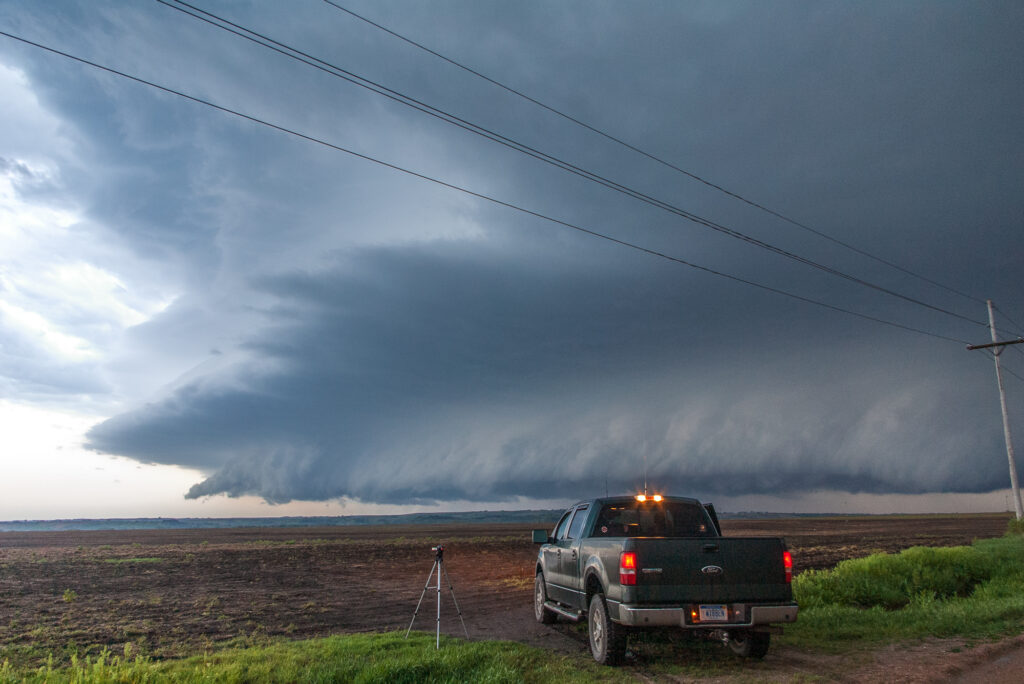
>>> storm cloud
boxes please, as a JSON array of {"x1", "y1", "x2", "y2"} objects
[
  {"x1": 2, "y1": 0, "x2": 1022, "y2": 510},
  {"x1": 86, "y1": 241, "x2": 1008, "y2": 504}
]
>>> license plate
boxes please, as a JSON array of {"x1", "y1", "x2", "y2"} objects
[{"x1": 699, "y1": 604, "x2": 728, "y2": 622}]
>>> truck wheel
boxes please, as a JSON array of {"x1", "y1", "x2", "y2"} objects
[
  {"x1": 588, "y1": 593, "x2": 627, "y2": 665},
  {"x1": 534, "y1": 572, "x2": 557, "y2": 624},
  {"x1": 728, "y1": 630, "x2": 770, "y2": 659}
]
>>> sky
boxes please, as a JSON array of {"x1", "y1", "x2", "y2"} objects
[{"x1": 1, "y1": 0, "x2": 1023, "y2": 520}]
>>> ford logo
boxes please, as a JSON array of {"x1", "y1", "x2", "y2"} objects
[{"x1": 701, "y1": 565, "x2": 724, "y2": 575}]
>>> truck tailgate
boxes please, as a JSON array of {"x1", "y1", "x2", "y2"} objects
[{"x1": 625, "y1": 537, "x2": 791, "y2": 604}]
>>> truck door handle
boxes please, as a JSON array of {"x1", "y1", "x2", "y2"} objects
[
  {"x1": 702, "y1": 543, "x2": 719, "y2": 553},
  {"x1": 571, "y1": 550, "x2": 577, "y2": 560},
  {"x1": 556, "y1": 549, "x2": 561, "y2": 558}
]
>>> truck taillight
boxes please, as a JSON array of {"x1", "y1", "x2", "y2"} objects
[
  {"x1": 620, "y1": 551, "x2": 637, "y2": 586},
  {"x1": 783, "y1": 550, "x2": 793, "y2": 583}
]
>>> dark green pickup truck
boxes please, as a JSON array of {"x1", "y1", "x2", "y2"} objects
[{"x1": 532, "y1": 495, "x2": 798, "y2": 665}]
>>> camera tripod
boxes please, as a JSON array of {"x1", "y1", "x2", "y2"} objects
[{"x1": 405, "y1": 544, "x2": 469, "y2": 648}]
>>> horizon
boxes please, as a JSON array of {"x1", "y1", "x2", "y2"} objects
[
  {"x1": 2, "y1": 506, "x2": 1015, "y2": 535},
  {"x1": 1, "y1": 491, "x2": 1018, "y2": 526}
]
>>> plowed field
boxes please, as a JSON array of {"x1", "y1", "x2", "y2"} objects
[{"x1": 0, "y1": 513, "x2": 1012, "y2": 678}]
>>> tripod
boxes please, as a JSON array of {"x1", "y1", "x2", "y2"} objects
[{"x1": 405, "y1": 544, "x2": 469, "y2": 648}]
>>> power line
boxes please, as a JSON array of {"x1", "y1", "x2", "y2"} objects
[
  {"x1": 0, "y1": 28, "x2": 974, "y2": 349},
  {"x1": 985, "y1": 351, "x2": 1024, "y2": 385},
  {"x1": 154, "y1": 0, "x2": 988, "y2": 330},
  {"x1": 994, "y1": 304, "x2": 1024, "y2": 338},
  {"x1": 989, "y1": 304, "x2": 1024, "y2": 359},
  {"x1": 321, "y1": 0, "x2": 987, "y2": 308}
]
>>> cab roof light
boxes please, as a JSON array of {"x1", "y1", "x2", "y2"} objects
[
  {"x1": 652, "y1": 494, "x2": 663, "y2": 502},
  {"x1": 635, "y1": 494, "x2": 647, "y2": 502}
]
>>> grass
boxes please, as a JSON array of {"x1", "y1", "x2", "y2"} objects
[
  {"x1": 0, "y1": 633, "x2": 626, "y2": 683},
  {"x1": 793, "y1": 545, "x2": 992, "y2": 610},
  {"x1": 782, "y1": 533, "x2": 1024, "y2": 651}
]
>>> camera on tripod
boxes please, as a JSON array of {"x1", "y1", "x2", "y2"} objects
[{"x1": 407, "y1": 543, "x2": 467, "y2": 647}]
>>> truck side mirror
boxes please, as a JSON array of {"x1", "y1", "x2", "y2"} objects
[{"x1": 532, "y1": 529, "x2": 551, "y2": 544}]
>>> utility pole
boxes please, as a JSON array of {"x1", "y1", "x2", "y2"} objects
[{"x1": 967, "y1": 300, "x2": 1024, "y2": 520}]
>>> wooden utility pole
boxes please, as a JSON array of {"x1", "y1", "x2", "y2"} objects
[{"x1": 967, "y1": 300, "x2": 1024, "y2": 520}]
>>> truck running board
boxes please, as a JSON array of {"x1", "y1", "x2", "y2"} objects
[{"x1": 544, "y1": 601, "x2": 582, "y2": 621}]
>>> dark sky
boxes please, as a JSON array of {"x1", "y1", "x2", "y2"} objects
[{"x1": 2, "y1": 0, "x2": 1022, "y2": 513}]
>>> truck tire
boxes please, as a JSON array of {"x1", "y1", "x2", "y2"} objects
[
  {"x1": 728, "y1": 630, "x2": 770, "y2": 659},
  {"x1": 588, "y1": 593, "x2": 627, "y2": 665},
  {"x1": 534, "y1": 572, "x2": 557, "y2": 624}
]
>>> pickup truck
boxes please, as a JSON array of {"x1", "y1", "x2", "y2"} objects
[{"x1": 532, "y1": 495, "x2": 798, "y2": 665}]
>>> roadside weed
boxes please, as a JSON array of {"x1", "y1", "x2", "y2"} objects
[{"x1": 785, "y1": 534, "x2": 1024, "y2": 650}]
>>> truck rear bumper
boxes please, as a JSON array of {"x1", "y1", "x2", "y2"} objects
[{"x1": 613, "y1": 601, "x2": 798, "y2": 628}]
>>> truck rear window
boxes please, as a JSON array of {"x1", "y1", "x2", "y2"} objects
[{"x1": 592, "y1": 501, "x2": 717, "y2": 538}]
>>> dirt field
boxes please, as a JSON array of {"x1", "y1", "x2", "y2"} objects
[{"x1": 0, "y1": 514, "x2": 1014, "y2": 681}]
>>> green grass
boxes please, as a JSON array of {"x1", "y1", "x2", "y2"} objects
[
  {"x1": 782, "y1": 534, "x2": 1024, "y2": 651},
  {"x1": 0, "y1": 633, "x2": 626, "y2": 684},
  {"x1": 793, "y1": 545, "x2": 992, "y2": 610}
]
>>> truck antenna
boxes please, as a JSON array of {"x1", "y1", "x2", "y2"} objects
[{"x1": 643, "y1": 451, "x2": 648, "y2": 496}]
